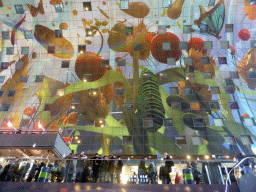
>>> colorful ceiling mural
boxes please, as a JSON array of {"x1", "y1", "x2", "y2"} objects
[{"x1": 0, "y1": 0, "x2": 256, "y2": 156}]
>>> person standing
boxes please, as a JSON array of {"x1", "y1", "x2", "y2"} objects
[
  {"x1": 147, "y1": 161, "x2": 157, "y2": 184},
  {"x1": 164, "y1": 152, "x2": 174, "y2": 184},
  {"x1": 34, "y1": 162, "x2": 45, "y2": 182},
  {"x1": 76, "y1": 151, "x2": 87, "y2": 183},
  {"x1": 100, "y1": 156, "x2": 109, "y2": 183},
  {"x1": 64, "y1": 150, "x2": 75, "y2": 182},
  {"x1": 108, "y1": 155, "x2": 115, "y2": 183},
  {"x1": 91, "y1": 153, "x2": 102, "y2": 183},
  {"x1": 191, "y1": 161, "x2": 201, "y2": 184},
  {"x1": 116, "y1": 156, "x2": 123, "y2": 184}
]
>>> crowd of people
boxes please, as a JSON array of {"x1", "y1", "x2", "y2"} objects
[{"x1": 0, "y1": 151, "x2": 254, "y2": 184}]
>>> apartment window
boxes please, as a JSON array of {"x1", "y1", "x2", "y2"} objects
[
  {"x1": 94, "y1": 118, "x2": 105, "y2": 127},
  {"x1": 159, "y1": 72, "x2": 168, "y2": 81},
  {"x1": 143, "y1": 118, "x2": 153, "y2": 127},
  {"x1": 163, "y1": 118, "x2": 173, "y2": 127},
  {"x1": 167, "y1": 57, "x2": 176, "y2": 66},
  {"x1": 208, "y1": 0, "x2": 215, "y2": 6},
  {"x1": 44, "y1": 104, "x2": 52, "y2": 111},
  {"x1": 86, "y1": 29, "x2": 94, "y2": 36},
  {"x1": 210, "y1": 86, "x2": 220, "y2": 94},
  {"x1": 142, "y1": 72, "x2": 151, "y2": 81},
  {"x1": 221, "y1": 41, "x2": 229, "y2": 49},
  {"x1": 1, "y1": 62, "x2": 9, "y2": 69},
  {"x1": 247, "y1": 71, "x2": 256, "y2": 79},
  {"x1": 192, "y1": 136, "x2": 204, "y2": 145},
  {"x1": 214, "y1": 118, "x2": 224, "y2": 127},
  {"x1": 0, "y1": 90, "x2": 3, "y2": 97},
  {"x1": 225, "y1": 86, "x2": 235, "y2": 94},
  {"x1": 124, "y1": 103, "x2": 134, "y2": 111},
  {"x1": 193, "y1": 118, "x2": 205, "y2": 127},
  {"x1": 241, "y1": 135, "x2": 254, "y2": 145},
  {"x1": 200, "y1": 24, "x2": 208, "y2": 33},
  {"x1": 183, "y1": 25, "x2": 192, "y2": 33},
  {"x1": 78, "y1": 45, "x2": 86, "y2": 53},
  {"x1": 7, "y1": 90, "x2": 16, "y2": 97},
  {"x1": 125, "y1": 27, "x2": 133, "y2": 35},
  {"x1": 6, "y1": 47, "x2": 14, "y2": 55},
  {"x1": 225, "y1": 24, "x2": 233, "y2": 33},
  {"x1": 183, "y1": 87, "x2": 194, "y2": 95},
  {"x1": 170, "y1": 87, "x2": 179, "y2": 95},
  {"x1": 251, "y1": 40, "x2": 256, "y2": 48},
  {"x1": 2, "y1": 31, "x2": 10, "y2": 39},
  {"x1": 21, "y1": 47, "x2": 29, "y2": 55},
  {"x1": 101, "y1": 59, "x2": 109, "y2": 67},
  {"x1": 55, "y1": 3, "x2": 64, "y2": 12},
  {"x1": 20, "y1": 76, "x2": 28, "y2": 83},
  {"x1": 48, "y1": 46, "x2": 55, "y2": 54},
  {"x1": 204, "y1": 41, "x2": 213, "y2": 49},
  {"x1": 218, "y1": 57, "x2": 227, "y2": 64},
  {"x1": 15, "y1": 4, "x2": 24, "y2": 14},
  {"x1": 163, "y1": 0, "x2": 172, "y2": 8},
  {"x1": 229, "y1": 102, "x2": 239, "y2": 109},
  {"x1": 243, "y1": 118, "x2": 255, "y2": 126},
  {"x1": 162, "y1": 42, "x2": 171, "y2": 50},
  {"x1": 0, "y1": 76, "x2": 5, "y2": 83},
  {"x1": 184, "y1": 57, "x2": 193, "y2": 66},
  {"x1": 115, "y1": 88, "x2": 125, "y2": 96},
  {"x1": 120, "y1": 0, "x2": 129, "y2": 10},
  {"x1": 179, "y1": 42, "x2": 188, "y2": 50},
  {"x1": 117, "y1": 58, "x2": 126, "y2": 66},
  {"x1": 25, "y1": 30, "x2": 33, "y2": 39},
  {"x1": 209, "y1": 101, "x2": 220, "y2": 109},
  {"x1": 185, "y1": 72, "x2": 194, "y2": 80},
  {"x1": 224, "y1": 136, "x2": 237, "y2": 145},
  {"x1": 57, "y1": 89, "x2": 64, "y2": 97},
  {"x1": 175, "y1": 136, "x2": 187, "y2": 145},
  {"x1": 134, "y1": 43, "x2": 142, "y2": 51},
  {"x1": 190, "y1": 102, "x2": 200, "y2": 110},
  {"x1": 16, "y1": 62, "x2": 24, "y2": 69},
  {"x1": 35, "y1": 75, "x2": 44, "y2": 83},
  {"x1": 123, "y1": 136, "x2": 133, "y2": 145},
  {"x1": 83, "y1": 74, "x2": 92, "y2": 82},
  {"x1": 201, "y1": 57, "x2": 210, "y2": 65},
  {"x1": 61, "y1": 61, "x2": 70, "y2": 68},
  {"x1": 55, "y1": 30, "x2": 63, "y2": 38},
  {"x1": 0, "y1": 104, "x2": 11, "y2": 111},
  {"x1": 230, "y1": 71, "x2": 239, "y2": 79},
  {"x1": 158, "y1": 25, "x2": 167, "y2": 34},
  {"x1": 203, "y1": 72, "x2": 212, "y2": 79}
]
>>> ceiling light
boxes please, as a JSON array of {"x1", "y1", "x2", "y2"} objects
[{"x1": 187, "y1": 155, "x2": 191, "y2": 159}]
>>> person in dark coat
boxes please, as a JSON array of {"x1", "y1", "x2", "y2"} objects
[
  {"x1": 64, "y1": 150, "x2": 75, "y2": 182},
  {"x1": 34, "y1": 162, "x2": 45, "y2": 182},
  {"x1": 27, "y1": 161, "x2": 38, "y2": 182},
  {"x1": 164, "y1": 152, "x2": 174, "y2": 184},
  {"x1": 116, "y1": 156, "x2": 123, "y2": 184},
  {"x1": 191, "y1": 161, "x2": 201, "y2": 184},
  {"x1": 0, "y1": 161, "x2": 12, "y2": 181},
  {"x1": 76, "y1": 151, "x2": 87, "y2": 183},
  {"x1": 138, "y1": 157, "x2": 148, "y2": 184},
  {"x1": 108, "y1": 155, "x2": 115, "y2": 183},
  {"x1": 100, "y1": 156, "x2": 109, "y2": 183},
  {"x1": 91, "y1": 153, "x2": 102, "y2": 183}
]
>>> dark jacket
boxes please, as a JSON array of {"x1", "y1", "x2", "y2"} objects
[
  {"x1": 92, "y1": 156, "x2": 102, "y2": 170},
  {"x1": 108, "y1": 157, "x2": 115, "y2": 173},
  {"x1": 164, "y1": 155, "x2": 174, "y2": 172},
  {"x1": 101, "y1": 160, "x2": 109, "y2": 172},
  {"x1": 116, "y1": 160, "x2": 123, "y2": 171}
]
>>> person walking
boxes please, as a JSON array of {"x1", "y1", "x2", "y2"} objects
[
  {"x1": 91, "y1": 153, "x2": 102, "y2": 183},
  {"x1": 191, "y1": 161, "x2": 201, "y2": 184},
  {"x1": 116, "y1": 156, "x2": 123, "y2": 184},
  {"x1": 164, "y1": 152, "x2": 174, "y2": 184}
]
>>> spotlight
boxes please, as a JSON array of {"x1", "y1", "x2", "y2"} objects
[
  {"x1": 7, "y1": 121, "x2": 12, "y2": 128},
  {"x1": 101, "y1": 125, "x2": 104, "y2": 128},
  {"x1": 75, "y1": 136, "x2": 78, "y2": 139},
  {"x1": 187, "y1": 155, "x2": 191, "y2": 159},
  {"x1": 77, "y1": 140, "x2": 81, "y2": 144},
  {"x1": 226, "y1": 155, "x2": 230, "y2": 159},
  {"x1": 99, "y1": 120, "x2": 103, "y2": 123},
  {"x1": 205, "y1": 155, "x2": 210, "y2": 160}
]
